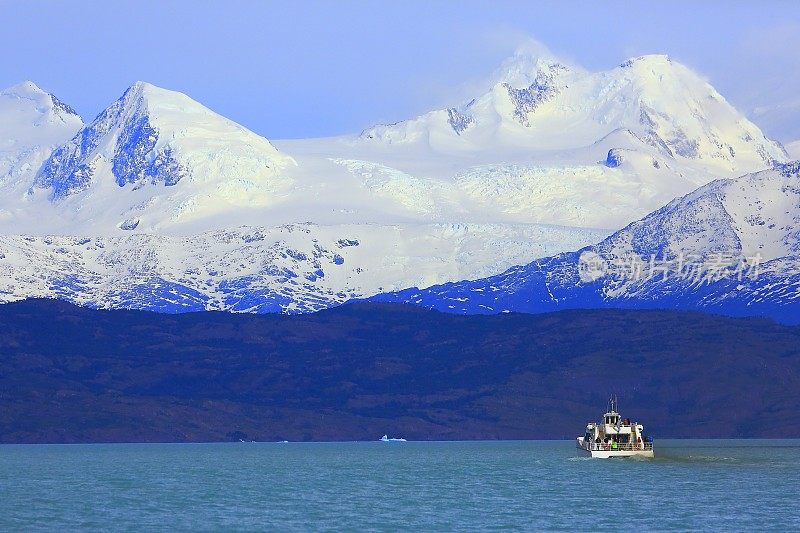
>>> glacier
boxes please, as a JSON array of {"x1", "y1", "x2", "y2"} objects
[{"x1": 0, "y1": 223, "x2": 605, "y2": 312}]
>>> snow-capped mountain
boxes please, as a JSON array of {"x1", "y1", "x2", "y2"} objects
[
  {"x1": 28, "y1": 81, "x2": 295, "y2": 232},
  {"x1": 0, "y1": 46, "x2": 792, "y2": 316},
  {"x1": 0, "y1": 50, "x2": 787, "y2": 234},
  {"x1": 0, "y1": 77, "x2": 607, "y2": 311},
  {"x1": 370, "y1": 161, "x2": 800, "y2": 324},
  {"x1": 0, "y1": 81, "x2": 83, "y2": 189},
  {"x1": 359, "y1": 53, "x2": 786, "y2": 177},
  {"x1": 276, "y1": 50, "x2": 788, "y2": 230}
]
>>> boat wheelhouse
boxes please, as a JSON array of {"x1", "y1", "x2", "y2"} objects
[{"x1": 576, "y1": 396, "x2": 654, "y2": 458}]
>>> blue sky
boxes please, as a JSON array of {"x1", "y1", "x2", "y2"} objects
[{"x1": 2, "y1": 0, "x2": 799, "y2": 140}]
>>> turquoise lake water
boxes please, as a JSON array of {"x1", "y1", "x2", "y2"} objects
[{"x1": 1, "y1": 440, "x2": 798, "y2": 531}]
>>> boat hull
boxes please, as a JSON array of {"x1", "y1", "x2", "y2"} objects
[
  {"x1": 578, "y1": 447, "x2": 654, "y2": 459},
  {"x1": 576, "y1": 437, "x2": 654, "y2": 458}
]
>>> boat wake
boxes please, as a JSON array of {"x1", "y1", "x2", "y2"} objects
[{"x1": 682, "y1": 455, "x2": 739, "y2": 463}]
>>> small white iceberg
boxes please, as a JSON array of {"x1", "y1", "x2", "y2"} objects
[{"x1": 379, "y1": 434, "x2": 407, "y2": 442}]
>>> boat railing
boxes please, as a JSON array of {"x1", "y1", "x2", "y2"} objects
[{"x1": 584, "y1": 441, "x2": 653, "y2": 452}]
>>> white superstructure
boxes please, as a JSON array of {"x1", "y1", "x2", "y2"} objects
[{"x1": 576, "y1": 396, "x2": 654, "y2": 458}]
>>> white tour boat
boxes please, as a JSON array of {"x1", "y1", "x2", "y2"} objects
[{"x1": 576, "y1": 397, "x2": 654, "y2": 458}]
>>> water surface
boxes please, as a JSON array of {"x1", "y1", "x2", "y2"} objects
[{"x1": 1, "y1": 440, "x2": 798, "y2": 530}]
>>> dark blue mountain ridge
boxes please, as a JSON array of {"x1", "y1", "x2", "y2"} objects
[
  {"x1": 370, "y1": 161, "x2": 800, "y2": 324},
  {"x1": 2, "y1": 299, "x2": 799, "y2": 442}
]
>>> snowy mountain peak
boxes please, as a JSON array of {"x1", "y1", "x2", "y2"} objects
[
  {"x1": 490, "y1": 47, "x2": 578, "y2": 89},
  {"x1": 1, "y1": 81, "x2": 81, "y2": 123},
  {"x1": 119, "y1": 80, "x2": 205, "y2": 116},
  {"x1": 1, "y1": 80, "x2": 82, "y2": 125},
  {"x1": 615, "y1": 54, "x2": 693, "y2": 87},
  {"x1": 3, "y1": 80, "x2": 41, "y2": 94},
  {"x1": 118, "y1": 80, "x2": 158, "y2": 110},
  {"x1": 619, "y1": 54, "x2": 671, "y2": 68},
  {"x1": 597, "y1": 162, "x2": 800, "y2": 263},
  {"x1": 359, "y1": 50, "x2": 786, "y2": 178},
  {"x1": 1, "y1": 81, "x2": 83, "y2": 188},
  {"x1": 128, "y1": 80, "x2": 153, "y2": 92},
  {"x1": 33, "y1": 80, "x2": 295, "y2": 214},
  {"x1": 3, "y1": 80, "x2": 50, "y2": 101}
]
